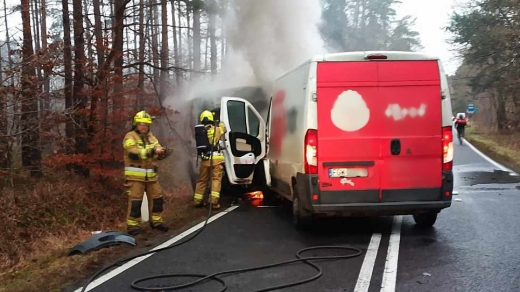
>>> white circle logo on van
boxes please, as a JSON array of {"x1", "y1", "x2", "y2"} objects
[{"x1": 331, "y1": 90, "x2": 370, "y2": 132}]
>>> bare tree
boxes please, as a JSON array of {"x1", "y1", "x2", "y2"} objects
[
  {"x1": 150, "y1": 0, "x2": 160, "y2": 85},
  {"x1": 61, "y1": 0, "x2": 74, "y2": 152},
  {"x1": 93, "y1": 0, "x2": 104, "y2": 67},
  {"x1": 159, "y1": 0, "x2": 169, "y2": 100},
  {"x1": 72, "y1": 0, "x2": 88, "y2": 176},
  {"x1": 114, "y1": 0, "x2": 126, "y2": 103},
  {"x1": 177, "y1": 0, "x2": 183, "y2": 75},
  {"x1": 83, "y1": 0, "x2": 93, "y2": 70},
  {"x1": 208, "y1": 0, "x2": 217, "y2": 75},
  {"x1": 137, "y1": 0, "x2": 146, "y2": 108},
  {"x1": 40, "y1": 0, "x2": 49, "y2": 110},
  {"x1": 89, "y1": 0, "x2": 104, "y2": 127},
  {"x1": 171, "y1": 0, "x2": 180, "y2": 86},
  {"x1": 20, "y1": 0, "x2": 42, "y2": 177},
  {"x1": 192, "y1": 0, "x2": 202, "y2": 79},
  {"x1": 3, "y1": 0, "x2": 14, "y2": 88}
]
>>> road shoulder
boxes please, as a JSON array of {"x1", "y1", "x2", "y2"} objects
[{"x1": 465, "y1": 127, "x2": 520, "y2": 174}]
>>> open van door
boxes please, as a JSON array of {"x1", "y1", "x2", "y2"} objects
[
  {"x1": 263, "y1": 96, "x2": 273, "y2": 186},
  {"x1": 220, "y1": 97, "x2": 266, "y2": 185}
]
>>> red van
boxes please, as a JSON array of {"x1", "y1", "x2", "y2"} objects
[{"x1": 218, "y1": 51, "x2": 455, "y2": 229}]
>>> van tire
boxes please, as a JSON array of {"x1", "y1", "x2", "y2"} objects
[
  {"x1": 413, "y1": 212, "x2": 438, "y2": 228},
  {"x1": 292, "y1": 187, "x2": 312, "y2": 230}
]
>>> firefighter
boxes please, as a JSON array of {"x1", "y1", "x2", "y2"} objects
[
  {"x1": 123, "y1": 111, "x2": 171, "y2": 236},
  {"x1": 193, "y1": 110, "x2": 227, "y2": 209}
]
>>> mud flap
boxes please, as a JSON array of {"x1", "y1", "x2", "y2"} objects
[
  {"x1": 67, "y1": 231, "x2": 137, "y2": 256},
  {"x1": 296, "y1": 172, "x2": 317, "y2": 213},
  {"x1": 442, "y1": 170, "x2": 454, "y2": 205}
]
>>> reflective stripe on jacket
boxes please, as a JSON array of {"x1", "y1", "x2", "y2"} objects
[
  {"x1": 123, "y1": 130, "x2": 161, "y2": 182},
  {"x1": 201, "y1": 123, "x2": 226, "y2": 161},
  {"x1": 124, "y1": 166, "x2": 157, "y2": 179}
]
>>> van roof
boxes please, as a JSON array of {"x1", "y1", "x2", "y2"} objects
[
  {"x1": 274, "y1": 51, "x2": 442, "y2": 81},
  {"x1": 311, "y1": 51, "x2": 439, "y2": 62}
]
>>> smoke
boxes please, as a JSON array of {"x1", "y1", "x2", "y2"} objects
[
  {"x1": 158, "y1": 0, "x2": 326, "y2": 192},
  {"x1": 225, "y1": 0, "x2": 326, "y2": 86},
  {"x1": 184, "y1": 0, "x2": 326, "y2": 100}
]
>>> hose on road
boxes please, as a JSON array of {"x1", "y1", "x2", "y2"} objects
[{"x1": 130, "y1": 245, "x2": 362, "y2": 292}]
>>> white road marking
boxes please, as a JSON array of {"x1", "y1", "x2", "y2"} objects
[
  {"x1": 463, "y1": 139, "x2": 519, "y2": 175},
  {"x1": 354, "y1": 233, "x2": 382, "y2": 292},
  {"x1": 381, "y1": 216, "x2": 403, "y2": 292},
  {"x1": 73, "y1": 205, "x2": 239, "y2": 292}
]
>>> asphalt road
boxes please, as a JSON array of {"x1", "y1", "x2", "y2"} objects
[{"x1": 75, "y1": 132, "x2": 520, "y2": 292}]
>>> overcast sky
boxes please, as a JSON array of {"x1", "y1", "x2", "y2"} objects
[
  {"x1": 396, "y1": 0, "x2": 466, "y2": 75},
  {"x1": 1, "y1": 0, "x2": 465, "y2": 76}
]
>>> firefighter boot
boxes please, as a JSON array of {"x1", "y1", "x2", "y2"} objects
[
  {"x1": 210, "y1": 197, "x2": 221, "y2": 210},
  {"x1": 150, "y1": 222, "x2": 169, "y2": 232},
  {"x1": 128, "y1": 228, "x2": 142, "y2": 236}
]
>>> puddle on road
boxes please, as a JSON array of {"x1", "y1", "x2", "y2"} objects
[{"x1": 456, "y1": 169, "x2": 520, "y2": 186}]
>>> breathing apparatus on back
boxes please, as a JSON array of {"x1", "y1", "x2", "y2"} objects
[{"x1": 194, "y1": 110, "x2": 218, "y2": 160}]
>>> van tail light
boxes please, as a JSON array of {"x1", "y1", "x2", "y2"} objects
[
  {"x1": 304, "y1": 129, "x2": 318, "y2": 174},
  {"x1": 442, "y1": 126, "x2": 454, "y2": 171}
]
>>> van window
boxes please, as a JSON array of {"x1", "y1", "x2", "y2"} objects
[
  {"x1": 248, "y1": 107, "x2": 260, "y2": 137},
  {"x1": 227, "y1": 100, "x2": 247, "y2": 134}
]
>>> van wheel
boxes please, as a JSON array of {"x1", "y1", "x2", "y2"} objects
[
  {"x1": 292, "y1": 188, "x2": 312, "y2": 230},
  {"x1": 413, "y1": 212, "x2": 438, "y2": 228}
]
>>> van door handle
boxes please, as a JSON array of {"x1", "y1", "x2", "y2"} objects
[{"x1": 390, "y1": 139, "x2": 401, "y2": 155}]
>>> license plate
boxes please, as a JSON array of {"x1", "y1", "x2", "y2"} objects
[{"x1": 328, "y1": 168, "x2": 368, "y2": 178}]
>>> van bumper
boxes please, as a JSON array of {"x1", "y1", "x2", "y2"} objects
[
  {"x1": 295, "y1": 170, "x2": 453, "y2": 217},
  {"x1": 312, "y1": 201, "x2": 451, "y2": 217}
]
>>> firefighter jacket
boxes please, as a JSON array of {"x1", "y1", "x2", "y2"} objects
[{"x1": 123, "y1": 130, "x2": 167, "y2": 182}]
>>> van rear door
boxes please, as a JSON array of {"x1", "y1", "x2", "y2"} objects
[
  {"x1": 316, "y1": 60, "x2": 443, "y2": 203},
  {"x1": 377, "y1": 61, "x2": 443, "y2": 202}
]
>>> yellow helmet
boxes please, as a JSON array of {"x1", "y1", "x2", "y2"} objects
[
  {"x1": 133, "y1": 111, "x2": 153, "y2": 126},
  {"x1": 199, "y1": 110, "x2": 214, "y2": 124}
]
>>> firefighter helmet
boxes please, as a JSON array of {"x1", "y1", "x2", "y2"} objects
[
  {"x1": 133, "y1": 111, "x2": 153, "y2": 126},
  {"x1": 199, "y1": 110, "x2": 214, "y2": 124}
]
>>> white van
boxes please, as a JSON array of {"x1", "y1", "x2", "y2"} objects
[{"x1": 218, "y1": 51, "x2": 455, "y2": 229}]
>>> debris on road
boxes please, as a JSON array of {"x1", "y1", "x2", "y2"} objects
[
  {"x1": 68, "y1": 231, "x2": 137, "y2": 256},
  {"x1": 455, "y1": 198, "x2": 463, "y2": 202},
  {"x1": 423, "y1": 272, "x2": 432, "y2": 277}
]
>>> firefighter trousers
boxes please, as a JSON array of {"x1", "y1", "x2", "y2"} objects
[
  {"x1": 125, "y1": 180, "x2": 164, "y2": 231},
  {"x1": 193, "y1": 161, "x2": 224, "y2": 205}
]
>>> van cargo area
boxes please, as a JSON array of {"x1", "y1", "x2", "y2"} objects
[{"x1": 300, "y1": 59, "x2": 452, "y2": 217}]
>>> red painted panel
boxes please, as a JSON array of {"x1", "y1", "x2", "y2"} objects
[{"x1": 316, "y1": 60, "x2": 442, "y2": 197}]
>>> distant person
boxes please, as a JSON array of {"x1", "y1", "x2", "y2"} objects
[
  {"x1": 455, "y1": 113, "x2": 467, "y2": 139},
  {"x1": 122, "y1": 111, "x2": 171, "y2": 236}
]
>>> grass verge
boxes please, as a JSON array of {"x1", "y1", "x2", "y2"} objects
[
  {"x1": 465, "y1": 126, "x2": 520, "y2": 173},
  {"x1": 0, "y1": 176, "x2": 208, "y2": 292}
]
